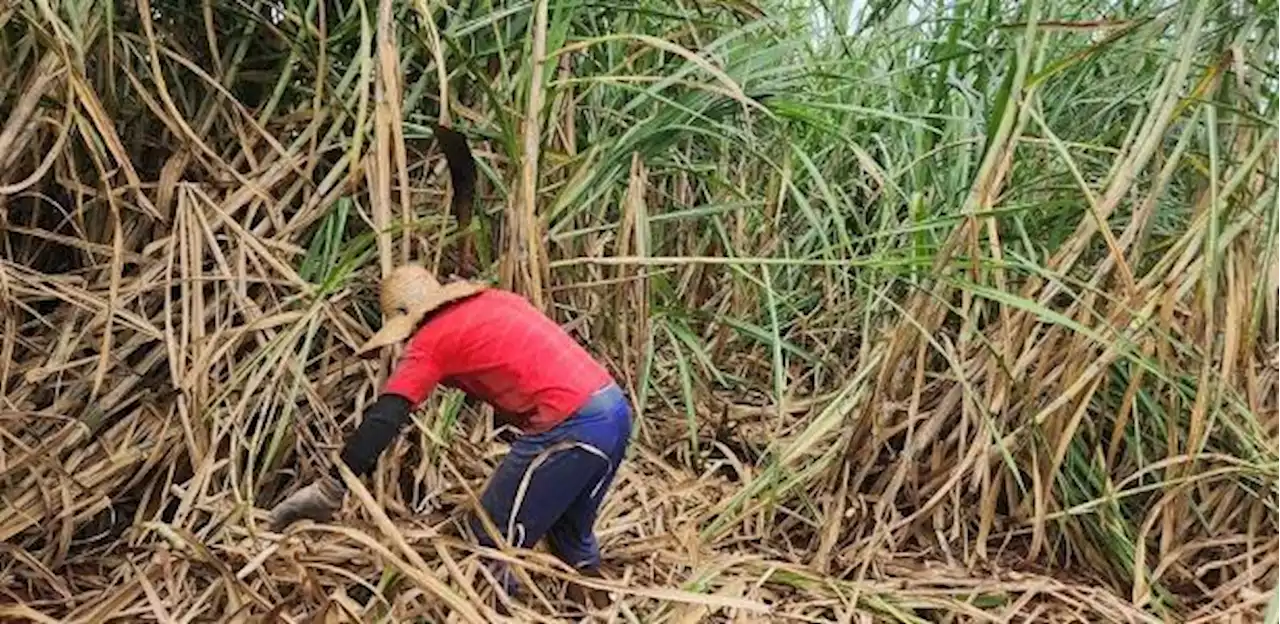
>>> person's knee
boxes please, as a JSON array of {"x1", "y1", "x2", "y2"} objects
[
  {"x1": 471, "y1": 458, "x2": 525, "y2": 548},
  {"x1": 467, "y1": 510, "x2": 504, "y2": 548}
]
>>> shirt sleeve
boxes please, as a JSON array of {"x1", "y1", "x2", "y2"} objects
[
  {"x1": 381, "y1": 331, "x2": 445, "y2": 406},
  {"x1": 335, "y1": 394, "x2": 412, "y2": 477},
  {"x1": 333, "y1": 329, "x2": 447, "y2": 479}
]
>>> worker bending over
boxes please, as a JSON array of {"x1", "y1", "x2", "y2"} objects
[{"x1": 268, "y1": 264, "x2": 631, "y2": 611}]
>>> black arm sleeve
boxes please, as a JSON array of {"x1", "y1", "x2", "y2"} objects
[{"x1": 333, "y1": 394, "x2": 413, "y2": 478}]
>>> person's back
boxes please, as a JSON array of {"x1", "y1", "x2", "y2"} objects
[{"x1": 384, "y1": 289, "x2": 614, "y2": 433}]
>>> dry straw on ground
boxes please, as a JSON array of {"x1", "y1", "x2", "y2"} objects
[{"x1": 1, "y1": 0, "x2": 1277, "y2": 622}]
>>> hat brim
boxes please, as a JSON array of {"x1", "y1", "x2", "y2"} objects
[
  {"x1": 434, "y1": 280, "x2": 488, "y2": 304},
  {"x1": 355, "y1": 314, "x2": 420, "y2": 358},
  {"x1": 354, "y1": 281, "x2": 488, "y2": 358}
]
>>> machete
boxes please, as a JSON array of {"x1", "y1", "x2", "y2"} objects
[{"x1": 431, "y1": 124, "x2": 479, "y2": 278}]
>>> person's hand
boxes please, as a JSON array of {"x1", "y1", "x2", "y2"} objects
[{"x1": 267, "y1": 475, "x2": 345, "y2": 532}]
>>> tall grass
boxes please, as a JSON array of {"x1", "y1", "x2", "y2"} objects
[{"x1": 1, "y1": 0, "x2": 1276, "y2": 621}]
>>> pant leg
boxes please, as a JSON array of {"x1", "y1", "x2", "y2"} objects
[
  {"x1": 467, "y1": 435, "x2": 612, "y2": 590},
  {"x1": 546, "y1": 388, "x2": 633, "y2": 569},
  {"x1": 544, "y1": 452, "x2": 619, "y2": 569}
]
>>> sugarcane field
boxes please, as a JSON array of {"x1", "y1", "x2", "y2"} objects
[{"x1": 1, "y1": 0, "x2": 1277, "y2": 622}]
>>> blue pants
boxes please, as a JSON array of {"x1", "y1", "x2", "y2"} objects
[{"x1": 468, "y1": 383, "x2": 631, "y2": 584}]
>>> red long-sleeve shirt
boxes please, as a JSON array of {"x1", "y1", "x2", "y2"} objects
[{"x1": 382, "y1": 289, "x2": 614, "y2": 433}]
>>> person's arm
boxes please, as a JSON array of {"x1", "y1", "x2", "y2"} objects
[
  {"x1": 334, "y1": 340, "x2": 444, "y2": 478},
  {"x1": 332, "y1": 396, "x2": 412, "y2": 477},
  {"x1": 267, "y1": 335, "x2": 444, "y2": 531}
]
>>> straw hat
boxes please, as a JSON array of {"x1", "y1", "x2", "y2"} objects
[{"x1": 355, "y1": 265, "x2": 487, "y2": 356}]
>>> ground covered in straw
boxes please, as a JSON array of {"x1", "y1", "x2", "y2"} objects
[
  {"x1": 2, "y1": 0, "x2": 1278, "y2": 622},
  {"x1": 0, "y1": 388, "x2": 1222, "y2": 623}
]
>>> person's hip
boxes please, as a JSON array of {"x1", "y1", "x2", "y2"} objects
[
  {"x1": 518, "y1": 382, "x2": 631, "y2": 455},
  {"x1": 574, "y1": 382, "x2": 629, "y2": 419}
]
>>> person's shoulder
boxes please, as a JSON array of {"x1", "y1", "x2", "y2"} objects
[
  {"x1": 432, "y1": 287, "x2": 517, "y2": 322},
  {"x1": 412, "y1": 290, "x2": 491, "y2": 338},
  {"x1": 474, "y1": 288, "x2": 531, "y2": 308},
  {"x1": 469, "y1": 289, "x2": 553, "y2": 325}
]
